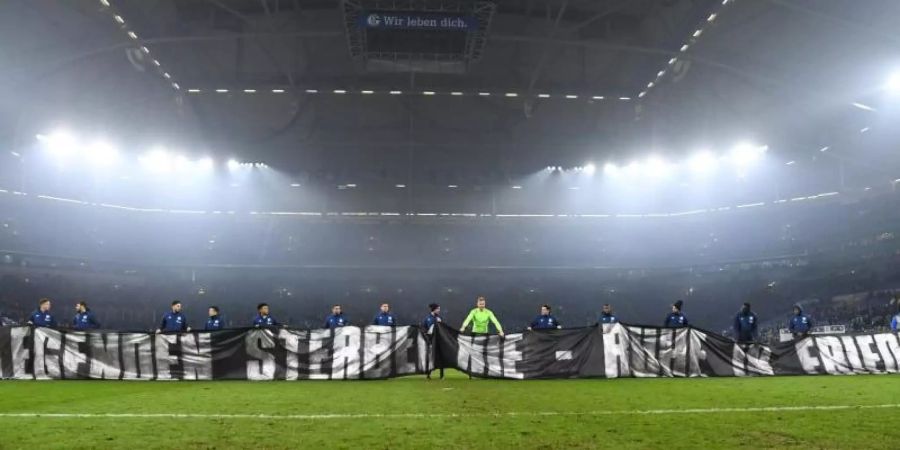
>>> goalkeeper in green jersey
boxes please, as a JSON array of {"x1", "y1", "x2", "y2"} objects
[{"x1": 459, "y1": 296, "x2": 504, "y2": 337}]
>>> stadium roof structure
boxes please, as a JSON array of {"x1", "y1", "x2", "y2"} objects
[{"x1": 2, "y1": 0, "x2": 900, "y2": 202}]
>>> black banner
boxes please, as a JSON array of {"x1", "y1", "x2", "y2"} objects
[
  {"x1": 2, "y1": 323, "x2": 899, "y2": 380},
  {"x1": 430, "y1": 323, "x2": 900, "y2": 379},
  {"x1": 0, "y1": 326, "x2": 425, "y2": 380}
]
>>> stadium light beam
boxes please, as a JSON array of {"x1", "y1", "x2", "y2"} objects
[
  {"x1": 688, "y1": 151, "x2": 717, "y2": 175},
  {"x1": 603, "y1": 162, "x2": 619, "y2": 176},
  {"x1": 886, "y1": 72, "x2": 900, "y2": 93},
  {"x1": 583, "y1": 163, "x2": 597, "y2": 175},
  {"x1": 729, "y1": 143, "x2": 765, "y2": 167},
  {"x1": 644, "y1": 156, "x2": 672, "y2": 179},
  {"x1": 623, "y1": 161, "x2": 642, "y2": 177},
  {"x1": 38, "y1": 130, "x2": 77, "y2": 161},
  {"x1": 197, "y1": 157, "x2": 214, "y2": 172},
  {"x1": 138, "y1": 148, "x2": 174, "y2": 173},
  {"x1": 174, "y1": 155, "x2": 192, "y2": 172},
  {"x1": 227, "y1": 159, "x2": 240, "y2": 171},
  {"x1": 85, "y1": 141, "x2": 119, "y2": 167}
]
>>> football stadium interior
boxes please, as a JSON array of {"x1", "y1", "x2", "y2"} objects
[{"x1": 2, "y1": 0, "x2": 900, "y2": 448}]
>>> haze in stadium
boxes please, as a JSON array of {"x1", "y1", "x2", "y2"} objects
[{"x1": 2, "y1": 0, "x2": 900, "y2": 449}]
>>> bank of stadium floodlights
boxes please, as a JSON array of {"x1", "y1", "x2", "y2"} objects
[
  {"x1": 31, "y1": 128, "x2": 770, "y2": 180},
  {"x1": 632, "y1": 0, "x2": 888, "y2": 180}
]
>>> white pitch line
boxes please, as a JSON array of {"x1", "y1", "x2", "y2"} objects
[{"x1": 1, "y1": 404, "x2": 898, "y2": 420}]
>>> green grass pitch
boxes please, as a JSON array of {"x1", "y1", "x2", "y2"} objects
[{"x1": 0, "y1": 372, "x2": 898, "y2": 449}]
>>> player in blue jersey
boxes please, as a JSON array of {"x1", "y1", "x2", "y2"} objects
[
  {"x1": 325, "y1": 304, "x2": 348, "y2": 329},
  {"x1": 73, "y1": 301, "x2": 100, "y2": 330},
  {"x1": 528, "y1": 304, "x2": 562, "y2": 330},
  {"x1": 598, "y1": 304, "x2": 618, "y2": 324},
  {"x1": 788, "y1": 304, "x2": 813, "y2": 339},
  {"x1": 253, "y1": 303, "x2": 279, "y2": 328},
  {"x1": 372, "y1": 302, "x2": 397, "y2": 327},
  {"x1": 27, "y1": 298, "x2": 56, "y2": 328},
  {"x1": 422, "y1": 303, "x2": 442, "y2": 330},
  {"x1": 156, "y1": 300, "x2": 189, "y2": 333},
  {"x1": 205, "y1": 306, "x2": 223, "y2": 331},
  {"x1": 733, "y1": 302, "x2": 758, "y2": 343},
  {"x1": 664, "y1": 300, "x2": 688, "y2": 328}
]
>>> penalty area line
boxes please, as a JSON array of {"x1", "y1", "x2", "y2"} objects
[{"x1": 1, "y1": 404, "x2": 899, "y2": 420}]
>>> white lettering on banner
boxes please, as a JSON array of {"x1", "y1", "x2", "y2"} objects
[
  {"x1": 440, "y1": 17, "x2": 467, "y2": 28},
  {"x1": 8, "y1": 325, "x2": 900, "y2": 381},
  {"x1": 277, "y1": 329, "x2": 301, "y2": 380},
  {"x1": 839, "y1": 336, "x2": 865, "y2": 373},
  {"x1": 245, "y1": 330, "x2": 275, "y2": 381},
  {"x1": 389, "y1": 328, "x2": 420, "y2": 377},
  {"x1": 10, "y1": 326, "x2": 31, "y2": 379},
  {"x1": 816, "y1": 336, "x2": 851, "y2": 375},
  {"x1": 88, "y1": 334, "x2": 120, "y2": 379},
  {"x1": 655, "y1": 331, "x2": 674, "y2": 376},
  {"x1": 180, "y1": 333, "x2": 212, "y2": 380},
  {"x1": 668, "y1": 330, "x2": 691, "y2": 377},
  {"x1": 603, "y1": 324, "x2": 630, "y2": 378},
  {"x1": 33, "y1": 328, "x2": 61, "y2": 380},
  {"x1": 121, "y1": 333, "x2": 153, "y2": 380},
  {"x1": 368, "y1": 13, "x2": 469, "y2": 30},
  {"x1": 363, "y1": 327, "x2": 393, "y2": 379},
  {"x1": 457, "y1": 335, "x2": 484, "y2": 375},
  {"x1": 62, "y1": 332, "x2": 87, "y2": 379},
  {"x1": 794, "y1": 338, "x2": 820, "y2": 373},
  {"x1": 854, "y1": 335, "x2": 883, "y2": 373},
  {"x1": 625, "y1": 326, "x2": 658, "y2": 378},
  {"x1": 154, "y1": 334, "x2": 177, "y2": 380},
  {"x1": 307, "y1": 330, "x2": 331, "y2": 380},
  {"x1": 873, "y1": 333, "x2": 900, "y2": 373},
  {"x1": 493, "y1": 334, "x2": 523, "y2": 379},
  {"x1": 731, "y1": 343, "x2": 774, "y2": 376},
  {"x1": 381, "y1": 15, "x2": 401, "y2": 26},
  {"x1": 332, "y1": 327, "x2": 361, "y2": 379},
  {"x1": 415, "y1": 331, "x2": 427, "y2": 373},
  {"x1": 405, "y1": 17, "x2": 437, "y2": 27},
  {"x1": 456, "y1": 334, "x2": 523, "y2": 379}
]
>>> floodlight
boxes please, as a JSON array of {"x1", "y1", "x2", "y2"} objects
[
  {"x1": 139, "y1": 148, "x2": 174, "y2": 173},
  {"x1": 85, "y1": 141, "x2": 119, "y2": 167},
  {"x1": 688, "y1": 151, "x2": 717, "y2": 174},
  {"x1": 644, "y1": 156, "x2": 672, "y2": 178},
  {"x1": 886, "y1": 72, "x2": 900, "y2": 93},
  {"x1": 583, "y1": 163, "x2": 596, "y2": 175},
  {"x1": 197, "y1": 157, "x2": 214, "y2": 172},
  {"x1": 227, "y1": 159, "x2": 240, "y2": 171},
  {"x1": 623, "y1": 161, "x2": 642, "y2": 176},
  {"x1": 174, "y1": 155, "x2": 192, "y2": 171},
  {"x1": 39, "y1": 130, "x2": 77, "y2": 160},
  {"x1": 729, "y1": 143, "x2": 765, "y2": 167}
]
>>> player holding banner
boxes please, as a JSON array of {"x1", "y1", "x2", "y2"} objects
[
  {"x1": 422, "y1": 303, "x2": 443, "y2": 380},
  {"x1": 460, "y1": 296, "x2": 504, "y2": 337}
]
